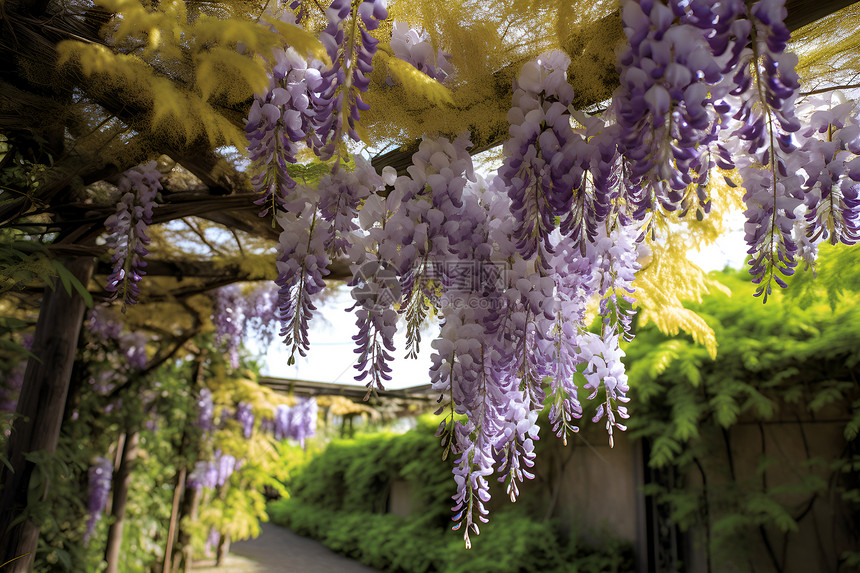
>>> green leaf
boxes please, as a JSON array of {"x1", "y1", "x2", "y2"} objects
[
  {"x1": 52, "y1": 260, "x2": 73, "y2": 295},
  {"x1": 712, "y1": 513, "x2": 751, "y2": 537},
  {"x1": 745, "y1": 493, "x2": 798, "y2": 532},
  {"x1": 54, "y1": 548, "x2": 72, "y2": 571},
  {"x1": 710, "y1": 392, "x2": 739, "y2": 428},
  {"x1": 378, "y1": 51, "x2": 455, "y2": 106},
  {"x1": 49, "y1": 260, "x2": 93, "y2": 307},
  {"x1": 808, "y1": 385, "x2": 845, "y2": 412},
  {"x1": 69, "y1": 273, "x2": 94, "y2": 308},
  {"x1": 649, "y1": 435, "x2": 682, "y2": 467}
]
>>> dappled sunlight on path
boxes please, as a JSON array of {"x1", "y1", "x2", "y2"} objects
[
  {"x1": 192, "y1": 555, "x2": 267, "y2": 573},
  {"x1": 196, "y1": 522, "x2": 380, "y2": 572}
]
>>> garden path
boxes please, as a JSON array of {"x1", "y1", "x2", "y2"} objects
[{"x1": 192, "y1": 521, "x2": 380, "y2": 572}]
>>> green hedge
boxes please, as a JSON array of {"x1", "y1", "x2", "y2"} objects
[
  {"x1": 269, "y1": 418, "x2": 634, "y2": 573},
  {"x1": 269, "y1": 499, "x2": 634, "y2": 573}
]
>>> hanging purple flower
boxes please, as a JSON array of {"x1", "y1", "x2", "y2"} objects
[
  {"x1": 390, "y1": 22, "x2": 453, "y2": 82},
  {"x1": 562, "y1": 114, "x2": 620, "y2": 249},
  {"x1": 798, "y1": 95, "x2": 860, "y2": 248},
  {"x1": 276, "y1": 204, "x2": 330, "y2": 364},
  {"x1": 719, "y1": 0, "x2": 804, "y2": 299},
  {"x1": 84, "y1": 456, "x2": 113, "y2": 544},
  {"x1": 212, "y1": 283, "x2": 280, "y2": 369},
  {"x1": 312, "y1": 0, "x2": 388, "y2": 159},
  {"x1": 104, "y1": 161, "x2": 161, "y2": 311},
  {"x1": 589, "y1": 223, "x2": 641, "y2": 341},
  {"x1": 121, "y1": 331, "x2": 148, "y2": 370},
  {"x1": 273, "y1": 403, "x2": 291, "y2": 441},
  {"x1": 271, "y1": 398, "x2": 318, "y2": 447},
  {"x1": 245, "y1": 47, "x2": 324, "y2": 218},
  {"x1": 235, "y1": 402, "x2": 255, "y2": 439},
  {"x1": 217, "y1": 453, "x2": 238, "y2": 487},
  {"x1": 196, "y1": 388, "x2": 214, "y2": 434},
  {"x1": 187, "y1": 460, "x2": 218, "y2": 490},
  {"x1": 245, "y1": 284, "x2": 279, "y2": 349},
  {"x1": 498, "y1": 50, "x2": 575, "y2": 270},
  {"x1": 86, "y1": 305, "x2": 124, "y2": 341},
  {"x1": 289, "y1": 397, "x2": 318, "y2": 448},
  {"x1": 613, "y1": 0, "x2": 728, "y2": 216},
  {"x1": 213, "y1": 284, "x2": 243, "y2": 369},
  {"x1": 317, "y1": 157, "x2": 383, "y2": 258}
]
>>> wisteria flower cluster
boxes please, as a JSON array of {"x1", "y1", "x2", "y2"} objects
[
  {"x1": 348, "y1": 135, "x2": 478, "y2": 393},
  {"x1": 187, "y1": 395, "x2": 318, "y2": 492},
  {"x1": 797, "y1": 94, "x2": 860, "y2": 252},
  {"x1": 499, "y1": 50, "x2": 576, "y2": 269},
  {"x1": 275, "y1": 201, "x2": 331, "y2": 365},
  {"x1": 614, "y1": 0, "x2": 725, "y2": 216},
  {"x1": 313, "y1": 0, "x2": 387, "y2": 159},
  {"x1": 83, "y1": 305, "x2": 149, "y2": 396},
  {"x1": 195, "y1": 388, "x2": 215, "y2": 433},
  {"x1": 227, "y1": 0, "x2": 860, "y2": 549},
  {"x1": 389, "y1": 22, "x2": 453, "y2": 82},
  {"x1": 245, "y1": 46, "x2": 324, "y2": 218},
  {"x1": 235, "y1": 402, "x2": 255, "y2": 438},
  {"x1": 318, "y1": 156, "x2": 384, "y2": 258},
  {"x1": 272, "y1": 397, "x2": 318, "y2": 447},
  {"x1": 187, "y1": 451, "x2": 239, "y2": 490},
  {"x1": 84, "y1": 456, "x2": 113, "y2": 544},
  {"x1": 104, "y1": 161, "x2": 161, "y2": 311},
  {"x1": 212, "y1": 283, "x2": 279, "y2": 369}
]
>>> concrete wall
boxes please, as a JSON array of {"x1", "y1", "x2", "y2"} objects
[
  {"x1": 683, "y1": 403, "x2": 858, "y2": 573},
  {"x1": 385, "y1": 402, "x2": 857, "y2": 572}
]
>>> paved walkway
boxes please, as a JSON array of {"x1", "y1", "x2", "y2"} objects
[{"x1": 193, "y1": 522, "x2": 379, "y2": 573}]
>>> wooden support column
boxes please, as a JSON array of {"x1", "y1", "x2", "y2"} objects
[
  {"x1": 0, "y1": 256, "x2": 95, "y2": 572},
  {"x1": 104, "y1": 430, "x2": 140, "y2": 573}
]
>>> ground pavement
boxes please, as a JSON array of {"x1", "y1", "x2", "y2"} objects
[{"x1": 192, "y1": 522, "x2": 379, "y2": 572}]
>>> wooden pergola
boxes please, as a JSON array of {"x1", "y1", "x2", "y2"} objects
[{"x1": 1, "y1": 0, "x2": 858, "y2": 569}]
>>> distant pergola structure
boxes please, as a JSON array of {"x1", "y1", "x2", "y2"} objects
[{"x1": 260, "y1": 376, "x2": 438, "y2": 423}]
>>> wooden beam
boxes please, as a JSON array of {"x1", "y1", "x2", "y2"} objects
[
  {"x1": 784, "y1": 0, "x2": 857, "y2": 30},
  {"x1": 259, "y1": 376, "x2": 436, "y2": 403}
]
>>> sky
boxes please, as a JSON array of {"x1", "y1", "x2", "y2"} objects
[{"x1": 258, "y1": 213, "x2": 749, "y2": 390}]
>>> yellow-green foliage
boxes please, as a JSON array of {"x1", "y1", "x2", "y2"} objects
[
  {"x1": 376, "y1": 50, "x2": 454, "y2": 106},
  {"x1": 206, "y1": 362, "x2": 294, "y2": 422},
  {"x1": 793, "y1": 5, "x2": 860, "y2": 94},
  {"x1": 192, "y1": 361, "x2": 299, "y2": 543},
  {"x1": 46, "y1": 0, "x2": 860, "y2": 159},
  {"x1": 636, "y1": 250, "x2": 727, "y2": 360},
  {"x1": 55, "y1": 0, "x2": 327, "y2": 151},
  {"x1": 633, "y1": 176, "x2": 743, "y2": 358},
  {"x1": 58, "y1": 41, "x2": 248, "y2": 149}
]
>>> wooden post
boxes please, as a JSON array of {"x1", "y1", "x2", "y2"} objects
[
  {"x1": 170, "y1": 357, "x2": 204, "y2": 573},
  {"x1": 161, "y1": 466, "x2": 186, "y2": 573},
  {"x1": 215, "y1": 533, "x2": 230, "y2": 567},
  {"x1": 177, "y1": 486, "x2": 201, "y2": 572},
  {"x1": 104, "y1": 430, "x2": 140, "y2": 573},
  {"x1": 0, "y1": 256, "x2": 94, "y2": 572}
]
